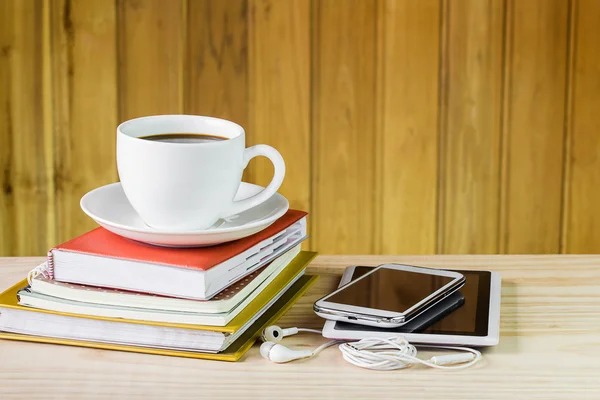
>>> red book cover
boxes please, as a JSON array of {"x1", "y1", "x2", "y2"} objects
[{"x1": 48, "y1": 210, "x2": 307, "y2": 275}]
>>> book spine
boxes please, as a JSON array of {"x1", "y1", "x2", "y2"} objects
[{"x1": 47, "y1": 250, "x2": 55, "y2": 279}]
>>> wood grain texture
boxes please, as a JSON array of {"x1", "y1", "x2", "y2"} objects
[
  {"x1": 52, "y1": 0, "x2": 119, "y2": 243},
  {"x1": 2, "y1": 0, "x2": 600, "y2": 256},
  {"x1": 185, "y1": 0, "x2": 248, "y2": 127},
  {"x1": 501, "y1": 0, "x2": 569, "y2": 254},
  {"x1": 247, "y1": 0, "x2": 311, "y2": 243},
  {"x1": 0, "y1": 0, "x2": 54, "y2": 256},
  {"x1": 312, "y1": 0, "x2": 377, "y2": 254},
  {"x1": 564, "y1": 0, "x2": 600, "y2": 253},
  {"x1": 0, "y1": 0, "x2": 16, "y2": 256},
  {"x1": 439, "y1": 0, "x2": 505, "y2": 254},
  {"x1": 117, "y1": 0, "x2": 184, "y2": 120},
  {"x1": 2, "y1": 255, "x2": 600, "y2": 399},
  {"x1": 378, "y1": 0, "x2": 440, "y2": 254}
]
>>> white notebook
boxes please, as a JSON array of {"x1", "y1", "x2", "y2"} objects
[
  {"x1": 28, "y1": 246, "x2": 300, "y2": 313},
  {"x1": 20, "y1": 247, "x2": 301, "y2": 326}
]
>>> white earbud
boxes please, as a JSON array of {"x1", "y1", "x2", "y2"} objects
[
  {"x1": 261, "y1": 325, "x2": 298, "y2": 343},
  {"x1": 259, "y1": 326, "x2": 337, "y2": 364},
  {"x1": 260, "y1": 341, "x2": 313, "y2": 363}
]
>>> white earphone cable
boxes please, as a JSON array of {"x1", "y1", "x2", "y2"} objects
[
  {"x1": 311, "y1": 340, "x2": 340, "y2": 357},
  {"x1": 338, "y1": 336, "x2": 481, "y2": 371},
  {"x1": 260, "y1": 326, "x2": 481, "y2": 370},
  {"x1": 297, "y1": 328, "x2": 323, "y2": 335}
]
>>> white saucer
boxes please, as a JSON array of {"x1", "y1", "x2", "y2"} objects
[{"x1": 80, "y1": 182, "x2": 289, "y2": 247}]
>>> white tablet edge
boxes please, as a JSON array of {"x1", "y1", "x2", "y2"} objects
[{"x1": 321, "y1": 267, "x2": 501, "y2": 347}]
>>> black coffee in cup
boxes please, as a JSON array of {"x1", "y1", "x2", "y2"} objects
[{"x1": 140, "y1": 133, "x2": 228, "y2": 143}]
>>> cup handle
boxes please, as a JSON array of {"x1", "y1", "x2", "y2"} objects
[{"x1": 223, "y1": 144, "x2": 286, "y2": 217}]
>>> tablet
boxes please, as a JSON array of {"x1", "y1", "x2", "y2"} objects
[{"x1": 321, "y1": 266, "x2": 501, "y2": 346}]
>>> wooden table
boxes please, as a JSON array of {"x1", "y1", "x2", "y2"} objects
[{"x1": 1, "y1": 255, "x2": 599, "y2": 399}]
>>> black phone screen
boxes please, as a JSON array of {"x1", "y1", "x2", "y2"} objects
[{"x1": 326, "y1": 267, "x2": 456, "y2": 314}]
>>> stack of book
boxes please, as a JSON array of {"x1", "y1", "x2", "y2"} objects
[{"x1": 0, "y1": 210, "x2": 316, "y2": 361}]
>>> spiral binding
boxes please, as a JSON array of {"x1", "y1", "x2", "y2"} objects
[
  {"x1": 27, "y1": 262, "x2": 50, "y2": 286},
  {"x1": 46, "y1": 250, "x2": 55, "y2": 279}
]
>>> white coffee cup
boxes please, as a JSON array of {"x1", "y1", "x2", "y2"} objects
[{"x1": 116, "y1": 115, "x2": 285, "y2": 231}]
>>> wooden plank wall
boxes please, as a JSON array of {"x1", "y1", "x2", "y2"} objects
[{"x1": 0, "y1": 0, "x2": 598, "y2": 256}]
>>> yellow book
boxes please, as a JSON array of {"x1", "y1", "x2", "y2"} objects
[
  {"x1": 0, "y1": 252, "x2": 318, "y2": 361},
  {"x1": 0, "y1": 275, "x2": 317, "y2": 361}
]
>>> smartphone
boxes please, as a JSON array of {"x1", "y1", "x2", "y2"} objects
[
  {"x1": 335, "y1": 291, "x2": 465, "y2": 333},
  {"x1": 313, "y1": 264, "x2": 465, "y2": 328}
]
